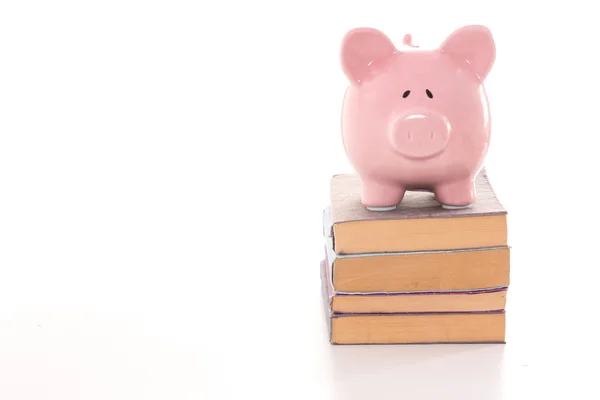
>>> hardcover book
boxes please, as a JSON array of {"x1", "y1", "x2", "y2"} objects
[
  {"x1": 323, "y1": 230, "x2": 510, "y2": 293},
  {"x1": 321, "y1": 261, "x2": 506, "y2": 345},
  {"x1": 326, "y1": 169, "x2": 507, "y2": 254},
  {"x1": 321, "y1": 259, "x2": 507, "y2": 314}
]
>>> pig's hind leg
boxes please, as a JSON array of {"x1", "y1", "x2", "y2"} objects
[
  {"x1": 360, "y1": 178, "x2": 406, "y2": 211},
  {"x1": 434, "y1": 178, "x2": 476, "y2": 209}
]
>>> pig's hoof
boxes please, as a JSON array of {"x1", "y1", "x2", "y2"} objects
[
  {"x1": 366, "y1": 205, "x2": 397, "y2": 212},
  {"x1": 441, "y1": 204, "x2": 472, "y2": 210}
]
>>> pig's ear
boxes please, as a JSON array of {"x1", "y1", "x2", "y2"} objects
[
  {"x1": 340, "y1": 28, "x2": 397, "y2": 85},
  {"x1": 439, "y1": 25, "x2": 495, "y2": 81}
]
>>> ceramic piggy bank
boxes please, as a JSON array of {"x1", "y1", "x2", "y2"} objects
[{"x1": 340, "y1": 25, "x2": 496, "y2": 211}]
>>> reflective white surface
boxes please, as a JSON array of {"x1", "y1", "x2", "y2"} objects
[{"x1": 1, "y1": 286, "x2": 598, "y2": 399}]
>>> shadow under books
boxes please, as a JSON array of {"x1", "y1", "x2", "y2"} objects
[{"x1": 328, "y1": 343, "x2": 505, "y2": 399}]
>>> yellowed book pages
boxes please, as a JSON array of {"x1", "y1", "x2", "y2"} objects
[{"x1": 325, "y1": 169, "x2": 507, "y2": 254}]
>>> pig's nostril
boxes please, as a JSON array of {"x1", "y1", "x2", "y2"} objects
[
  {"x1": 429, "y1": 132, "x2": 434, "y2": 139},
  {"x1": 408, "y1": 132, "x2": 412, "y2": 140}
]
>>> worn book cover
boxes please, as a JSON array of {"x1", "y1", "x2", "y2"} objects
[{"x1": 326, "y1": 169, "x2": 508, "y2": 254}]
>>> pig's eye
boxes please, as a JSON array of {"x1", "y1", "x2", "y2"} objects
[
  {"x1": 426, "y1": 89, "x2": 433, "y2": 98},
  {"x1": 402, "y1": 90, "x2": 410, "y2": 98}
]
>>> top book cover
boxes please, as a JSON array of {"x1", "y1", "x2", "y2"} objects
[
  {"x1": 330, "y1": 168, "x2": 505, "y2": 224},
  {"x1": 327, "y1": 169, "x2": 507, "y2": 254}
]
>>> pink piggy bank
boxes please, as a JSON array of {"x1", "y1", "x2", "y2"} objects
[{"x1": 340, "y1": 25, "x2": 496, "y2": 211}]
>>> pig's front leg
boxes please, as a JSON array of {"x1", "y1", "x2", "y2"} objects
[
  {"x1": 360, "y1": 178, "x2": 406, "y2": 211},
  {"x1": 434, "y1": 178, "x2": 476, "y2": 209}
]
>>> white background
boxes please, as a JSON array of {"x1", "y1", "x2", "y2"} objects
[{"x1": 1, "y1": 1, "x2": 598, "y2": 399}]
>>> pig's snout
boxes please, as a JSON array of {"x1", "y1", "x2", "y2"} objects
[{"x1": 388, "y1": 112, "x2": 451, "y2": 159}]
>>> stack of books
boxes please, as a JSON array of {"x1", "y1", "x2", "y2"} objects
[{"x1": 321, "y1": 169, "x2": 510, "y2": 344}]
